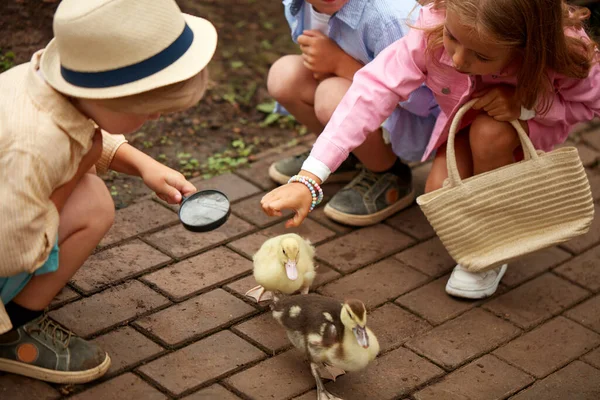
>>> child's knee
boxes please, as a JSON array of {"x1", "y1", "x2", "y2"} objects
[
  {"x1": 80, "y1": 174, "x2": 115, "y2": 233},
  {"x1": 470, "y1": 114, "x2": 519, "y2": 157},
  {"x1": 314, "y1": 77, "x2": 351, "y2": 125},
  {"x1": 267, "y1": 55, "x2": 306, "y2": 103}
]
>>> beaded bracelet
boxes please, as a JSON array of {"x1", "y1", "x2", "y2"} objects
[{"x1": 288, "y1": 175, "x2": 324, "y2": 212}]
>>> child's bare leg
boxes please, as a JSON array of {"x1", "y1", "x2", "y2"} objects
[
  {"x1": 12, "y1": 173, "x2": 114, "y2": 310},
  {"x1": 469, "y1": 114, "x2": 522, "y2": 175},
  {"x1": 425, "y1": 129, "x2": 473, "y2": 193},
  {"x1": 267, "y1": 55, "x2": 323, "y2": 134},
  {"x1": 314, "y1": 76, "x2": 397, "y2": 172}
]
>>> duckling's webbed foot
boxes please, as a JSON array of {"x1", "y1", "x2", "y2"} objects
[
  {"x1": 310, "y1": 363, "x2": 344, "y2": 400},
  {"x1": 318, "y1": 364, "x2": 346, "y2": 381},
  {"x1": 244, "y1": 285, "x2": 273, "y2": 303}
]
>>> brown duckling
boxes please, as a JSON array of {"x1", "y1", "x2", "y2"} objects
[
  {"x1": 272, "y1": 294, "x2": 379, "y2": 400},
  {"x1": 246, "y1": 233, "x2": 316, "y2": 302}
]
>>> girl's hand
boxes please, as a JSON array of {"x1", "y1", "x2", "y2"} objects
[
  {"x1": 297, "y1": 30, "x2": 344, "y2": 76},
  {"x1": 141, "y1": 162, "x2": 197, "y2": 204},
  {"x1": 472, "y1": 85, "x2": 521, "y2": 121},
  {"x1": 261, "y1": 182, "x2": 314, "y2": 228}
]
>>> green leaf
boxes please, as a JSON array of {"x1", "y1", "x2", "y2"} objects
[
  {"x1": 256, "y1": 101, "x2": 275, "y2": 114},
  {"x1": 230, "y1": 61, "x2": 244, "y2": 69},
  {"x1": 260, "y1": 113, "x2": 281, "y2": 127}
]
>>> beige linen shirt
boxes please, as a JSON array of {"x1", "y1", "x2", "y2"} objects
[{"x1": 0, "y1": 51, "x2": 127, "y2": 333}]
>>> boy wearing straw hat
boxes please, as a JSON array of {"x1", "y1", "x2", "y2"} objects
[{"x1": 0, "y1": 0, "x2": 217, "y2": 383}]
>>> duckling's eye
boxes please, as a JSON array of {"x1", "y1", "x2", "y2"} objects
[
  {"x1": 347, "y1": 310, "x2": 354, "y2": 321},
  {"x1": 283, "y1": 249, "x2": 287, "y2": 255}
]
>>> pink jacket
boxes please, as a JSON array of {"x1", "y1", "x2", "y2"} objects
[{"x1": 309, "y1": 5, "x2": 600, "y2": 175}]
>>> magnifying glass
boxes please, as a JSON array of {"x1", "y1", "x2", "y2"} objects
[{"x1": 178, "y1": 190, "x2": 231, "y2": 232}]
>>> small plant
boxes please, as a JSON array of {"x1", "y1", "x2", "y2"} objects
[{"x1": 0, "y1": 50, "x2": 15, "y2": 72}]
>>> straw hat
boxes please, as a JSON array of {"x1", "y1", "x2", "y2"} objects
[{"x1": 40, "y1": 0, "x2": 217, "y2": 99}]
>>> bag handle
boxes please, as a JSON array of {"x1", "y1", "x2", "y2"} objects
[{"x1": 446, "y1": 99, "x2": 538, "y2": 187}]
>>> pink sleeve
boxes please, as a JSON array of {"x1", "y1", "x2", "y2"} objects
[
  {"x1": 528, "y1": 58, "x2": 600, "y2": 152},
  {"x1": 308, "y1": 8, "x2": 433, "y2": 172}
]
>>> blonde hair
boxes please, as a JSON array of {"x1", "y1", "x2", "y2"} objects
[
  {"x1": 94, "y1": 68, "x2": 209, "y2": 114},
  {"x1": 420, "y1": 0, "x2": 598, "y2": 114}
]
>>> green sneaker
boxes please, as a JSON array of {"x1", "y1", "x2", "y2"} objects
[
  {"x1": 323, "y1": 165, "x2": 415, "y2": 226},
  {"x1": 0, "y1": 314, "x2": 110, "y2": 384},
  {"x1": 268, "y1": 151, "x2": 360, "y2": 185}
]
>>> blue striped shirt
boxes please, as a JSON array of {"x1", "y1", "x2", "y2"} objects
[{"x1": 281, "y1": 0, "x2": 439, "y2": 118}]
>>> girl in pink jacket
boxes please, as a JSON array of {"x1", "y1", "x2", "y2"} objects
[{"x1": 262, "y1": 0, "x2": 600, "y2": 298}]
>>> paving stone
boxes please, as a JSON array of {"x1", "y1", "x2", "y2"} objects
[
  {"x1": 396, "y1": 275, "x2": 479, "y2": 325},
  {"x1": 232, "y1": 311, "x2": 290, "y2": 353},
  {"x1": 585, "y1": 168, "x2": 600, "y2": 202},
  {"x1": 511, "y1": 361, "x2": 600, "y2": 400},
  {"x1": 49, "y1": 286, "x2": 79, "y2": 309},
  {"x1": 318, "y1": 257, "x2": 429, "y2": 309},
  {"x1": 135, "y1": 289, "x2": 255, "y2": 346},
  {"x1": 71, "y1": 240, "x2": 171, "y2": 294},
  {"x1": 225, "y1": 349, "x2": 316, "y2": 400},
  {"x1": 224, "y1": 274, "x2": 261, "y2": 300},
  {"x1": 414, "y1": 354, "x2": 534, "y2": 400},
  {"x1": 138, "y1": 331, "x2": 265, "y2": 396},
  {"x1": 561, "y1": 204, "x2": 600, "y2": 254},
  {"x1": 235, "y1": 146, "x2": 310, "y2": 190},
  {"x1": 386, "y1": 205, "x2": 436, "y2": 241},
  {"x1": 142, "y1": 247, "x2": 253, "y2": 300},
  {"x1": 308, "y1": 202, "x2": 353, "y2": 234},
  {"x1": 90, "y1": 327, "x2": 163, "y2": 377},
  {"x1": 483, "y1": 273, "x2": 589, "y2": 329},
  {"x1": 368, "y1": 303, "x2": 432, "y2": 353},
  {"x1": 565, "y1": 294, "x2": 600, "y2": 333},
  {"x1": 228, "y1": 219, "x2": 335, "y2": 259},
  {"x1": 502, "y1": 247, "x2": 572, "y2": 287},
  {"x1": 182, "y1": 384, "x2": 242, "y2": 400},
  {"x1": 326, "y1": 347, "x2": 444, "y2": 399},
  {"x1": 70, "y1": 373, "x2": 167, "y2": 400},
  {"x1": 394, "y1": 237, "x2": 455, "y2": 277},
  {"x1": 312, "y1": 264, "x2": 342, "y2": 288},
  {"x1": 573, "y1": 141, "x2": 599, "y2": 167},
  {"x1": 582, "y1": 125, "x2": 600, "y2": 150},
  {"x1": 231, "y1": 193, "x2": 291, "y2": 227},
  {"x1": 494, "y1": 316, "x2": 600, "y2": 378},
  {"x1": 554, "y1": 244, "x2": 600, "y2": 292},
  {"x1": 292, "y1": 391, "x2": 317, "y2": 400},
  {"x1": 582, "y1": 347, "x2": 600, "y2": 368},
  {"x1": 0, "y1": 375, "x2": 60, "y2": 400},
  {"x1": 50, "y1": 280, "x2": 169, "y2": 338},
  {"x1": 406, "y1": 309, "x2": 521, "y2": 369},
  {"x1": 100, "y1": 200, "x2": 178, "y2": 247},
  {"x1": 317, "y1": 225, "x2": 414, "y2": 273},
  {"x1": 143, "y1": 215, "x2": 254, "y2": 258},
  {"x1": 189, "y1": 173, "x2": 262, "y2": 203}
]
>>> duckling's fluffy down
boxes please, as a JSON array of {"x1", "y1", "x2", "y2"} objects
[{"x1": 252, "y1": 233, "x2": 316, "y2": 294}]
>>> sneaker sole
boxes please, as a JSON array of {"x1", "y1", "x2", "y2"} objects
[
  {"x1": 445, "y1": 264, "x2": 508, "y2": 299},
  {"x1": 323, "y1": 189, "x2": 415, "y2": 227},
  {"x1": 268, "y1": 163, "x2": 359, "y2": 186},
  {"x1": 0, "y1": 352, "x2": 111, "y2": 384}
]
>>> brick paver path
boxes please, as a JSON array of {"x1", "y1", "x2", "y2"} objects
[{"x1": 1, "y1": 122, "x2": 600, "y2": 399}]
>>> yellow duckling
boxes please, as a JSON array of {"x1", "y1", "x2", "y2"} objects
[
  {"x1": 272, "y1": 294, "x2": 379, "y2": 400},
  {"x1": 245, "y1": 233, "x2": 316, "y2": 303}
]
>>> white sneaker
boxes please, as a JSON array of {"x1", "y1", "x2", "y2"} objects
[{"x1": 445, "y1": 264, "x2": 507, "y2": 299}]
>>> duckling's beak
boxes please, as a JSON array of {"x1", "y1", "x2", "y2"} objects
[
  {"x1": 285, "y1": 260, "x2": 298, "y2": 280},
  {"x1": 353, "y1": 326, "x2": 369, "y2": 348}
]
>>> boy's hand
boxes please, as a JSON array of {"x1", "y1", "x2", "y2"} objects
[
  {"x1": 261, "y1": 182, "x2": 314, "y2": 228},
  {"x1": 298, "y1": 30, "x2": 344, "y2": 76},
  {"x1": 472, "y1": 85, "x2": 521, "y2": 121},
  {"x1": 141, "y1": 162, "x2": 197, "y2": 204}
]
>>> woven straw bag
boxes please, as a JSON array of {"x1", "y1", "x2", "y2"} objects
[{"x1": 417, "y1": 99, "x2": 595, "y2": 272}]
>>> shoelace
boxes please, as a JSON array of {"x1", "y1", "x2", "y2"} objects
[
  {"x1": 347, "y1": 169, "x2": 382, "y2": 195},
  {"x1": 29, "y1": 314, "x2": 73, "y2": 349}
]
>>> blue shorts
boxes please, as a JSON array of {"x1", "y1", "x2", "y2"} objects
[{"x1": 0, "y1": 241, "x2": 60, "y2": 305}]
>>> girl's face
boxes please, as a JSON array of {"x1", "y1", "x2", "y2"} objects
[
  {"x1": 443, "y1": 9, "x2": 515, "y2": 76},
  {"x1": 306, "y1": 0, "x2": 350, "y2": 15}
]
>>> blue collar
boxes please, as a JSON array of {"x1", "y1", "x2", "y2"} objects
[{"x1": 290, "y1": 0, "x2": 368, "y2": 30}]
